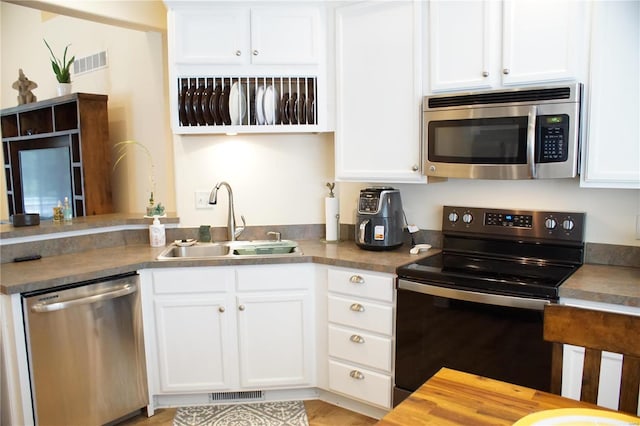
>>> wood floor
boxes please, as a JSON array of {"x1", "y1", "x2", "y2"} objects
[{"x1": 117, "y1": 400, "x2": 379, "y2": 426}]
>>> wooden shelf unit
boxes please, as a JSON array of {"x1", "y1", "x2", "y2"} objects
[{"x1": 1, "y1": 93, "x2": 113, "y2": 217}]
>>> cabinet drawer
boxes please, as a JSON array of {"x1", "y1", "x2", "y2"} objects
[
  {"x1": 152, "y1": 267, "x2": 234, "y2": 294},
  {"x1": 236, "y1": 264, "x2": 312, "y2": 291},
  {"x1": 328, "y1": 359, "x2": 391, "y2": 408},
  {"x1": 328, "y1": 325, "x2": 392, "y2": 372},
  {"x1": 328, "y1": 268, "x2": 394, "y2": 302},
  {"x1": 328, "y1": 295, "x2": 393, "y2": 335}
]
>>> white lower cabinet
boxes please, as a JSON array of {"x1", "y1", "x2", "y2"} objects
[
  {"x1": 142, "y1": 264, "x2": 315, "y2": 396},
  {"x1": 326, "y1": 267, "x2": 396, "y2": 409},
  {"x1": 236, "y1": 266, "x2": 314, "y2": 388}
]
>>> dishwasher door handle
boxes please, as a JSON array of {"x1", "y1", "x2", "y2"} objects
[{"x1": 31, "y1": 283, "x2": 137, "y2": 313}]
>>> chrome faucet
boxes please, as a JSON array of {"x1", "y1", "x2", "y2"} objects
[{"x1": 209, "y1": 181, "x2": 245, "y2": 241}]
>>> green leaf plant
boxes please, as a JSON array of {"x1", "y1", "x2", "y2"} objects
[{"x1": 43, "y1": 39, "x2": 75, "y2": 83}]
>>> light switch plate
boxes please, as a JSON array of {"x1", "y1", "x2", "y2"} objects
[{"x1": 195, "y1": 191, "x2": 212, "y2": 209}]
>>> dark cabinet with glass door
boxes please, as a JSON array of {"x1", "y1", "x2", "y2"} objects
[{"x1": 1, "y1": 93, "x2": 113, "y2": 218}]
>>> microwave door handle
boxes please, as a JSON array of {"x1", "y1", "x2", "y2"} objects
[{"x1": 527, "y1": 105, "x2": 537, "y2": 178}]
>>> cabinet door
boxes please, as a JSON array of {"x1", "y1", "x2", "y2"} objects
[
  {"x1": 236, "y1": 292, "x2": 313, "y2": 388},
  {"x1": 171, "y1": 8, "x2": 250, "y2": 64},
  {"x1": 154, "y1": 294, "x2": 238, "y2": 392},
  {"x1": 335, "y1": 1, "x2": 423, "y2": 182},
  {"x1": 250, "y1": 7, "x2": 320, "y2": 65},
  {"x1": 428, "y1": 0, "x2": 497, "y2": 91},
  {"x1": 581, "y1": 1, "x2": 640, "y2": 188},
  {"x1": 502, "y1": 0, "x2": 584, "y2": 85}
]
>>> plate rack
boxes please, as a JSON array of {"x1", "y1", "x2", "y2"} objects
[{"x1": 177, "y1": 76, "x2": 317, "y2": 130}]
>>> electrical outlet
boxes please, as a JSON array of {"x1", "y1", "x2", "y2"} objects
[{"x1": 195, "y1": 191, "x2": 212, "y2": 209}]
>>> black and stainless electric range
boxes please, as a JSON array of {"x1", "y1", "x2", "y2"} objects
[{"x1": 394, "y1": 205, "x2": 585, "y2": 406}]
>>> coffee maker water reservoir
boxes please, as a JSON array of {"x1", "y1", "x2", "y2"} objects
[{"x1": 355, "y1": 187, "x2": 404, "y2": 250}]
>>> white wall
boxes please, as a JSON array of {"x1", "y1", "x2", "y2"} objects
[
  {"x1": 173, "y1": 132, "x2": 335, "y2": 226},
  {"x1": 2, "y1": 2, "x2": 638, "y2": 248},
  {"x1": 339, "y1": 180, "x2": 639, "y2": 247},
  {"x1": 0, "y1": 1, "x2": 174, "y2": 217}
]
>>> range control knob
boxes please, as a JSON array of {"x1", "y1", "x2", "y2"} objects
[
  {"x1": 462, "y1": 213, "x2": 473, "y2": 224},
  {"x1": 448, "y1": 212, "x2": 459, "y2": 223},
  {"x1": 562, "y1": 219, "x2": 575, "y2": 231},
  {"x1": 545, "y1": 218, "x2": 558, "y2": 230}
]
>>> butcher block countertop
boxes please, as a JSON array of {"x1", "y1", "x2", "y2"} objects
[{"x1": 376, "y1": 368, "x2": 640, "y2": 426}]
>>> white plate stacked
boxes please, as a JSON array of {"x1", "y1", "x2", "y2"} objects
[
  {"x1": 229, "y1": 82, "x2": 246, "y2": 125},
  {"x1": 255, "y1": 85, "x2": 266, "y2": 125},
  {"x1": 263, "y1": 85, "x2": 279, "y2": 125}
]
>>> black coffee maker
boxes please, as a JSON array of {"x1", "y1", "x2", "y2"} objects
[{"x1": 355, "y1": 187, "x2": 404, "y2": 250}]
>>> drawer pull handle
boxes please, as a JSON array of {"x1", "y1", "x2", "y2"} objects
[
  {"x1": 349, "y1": 370, "x2": 365, "y2": 380},
  {"x1": 350, "y1": 303, "x2": 365, "y2": 312},
  {"x1": 238, "y1": 304, "x2": 245, "y2": 311},
  {"x1": 350, "y1": 334, "x2": 365, "y2": 344},
  {"x1": 349, "y1": 275, "x2": 365, "y2": 284},
  {"x1": 219, "y1": 306, "x2": 225, "y2": 313}
]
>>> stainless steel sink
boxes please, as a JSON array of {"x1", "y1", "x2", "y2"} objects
[{"x1": 157, "y1": 240, "x2": 302, "y2": 260}]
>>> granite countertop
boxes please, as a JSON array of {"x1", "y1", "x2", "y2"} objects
[
  {"x1": 0, "y1": 240, "x2": 435, "y2": 295},
  {"x1": 1, "y1": 220, "x2": 638, "y2": 308},
  {"x1": 559, "y1": 264, "x2": 640, "y2": 307}
]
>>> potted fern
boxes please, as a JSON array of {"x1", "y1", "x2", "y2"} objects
[{"x1": 43, "y1": 39, "x2": 75, "y2": 96}]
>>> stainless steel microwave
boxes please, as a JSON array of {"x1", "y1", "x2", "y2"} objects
[{"x1": 423, "y1": 83, "x2": 583, "y2": 179}]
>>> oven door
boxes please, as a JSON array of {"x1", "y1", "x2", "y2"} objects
[{"x1": 393, "y1": 279, "x2": 552, "y2": 406}]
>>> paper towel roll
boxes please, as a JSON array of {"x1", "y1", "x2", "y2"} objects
[{"x1": 325, "y1": 197, "x2": 339, "y2": 241}]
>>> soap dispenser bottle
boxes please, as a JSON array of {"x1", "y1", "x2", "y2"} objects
[{"x1": 149, "y1": 216, "x2": 166, "y2": 247}]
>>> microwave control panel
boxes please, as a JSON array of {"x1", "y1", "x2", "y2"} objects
[{"x1": 536, "y1": 114, "x2": 570, "y2": 163}]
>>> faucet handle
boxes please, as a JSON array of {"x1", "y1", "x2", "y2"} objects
[
  {"x1": 234, "y1": 215, "x2": 246, "y2": 239},
  {"x1": 267, "y1": 231, "x2": 281, "y2": 242}
]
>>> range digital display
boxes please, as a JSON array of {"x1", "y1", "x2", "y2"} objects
[{"x1": 485, "y1": 212, "x2": 533, "y2": 228}]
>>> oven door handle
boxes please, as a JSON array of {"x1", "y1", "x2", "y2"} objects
[{"x1": 398, "y1": 279, "x2": 549, "y2": 311}]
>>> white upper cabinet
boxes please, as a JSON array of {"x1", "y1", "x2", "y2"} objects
[
  {"x1": 426, "y1": 0, "x2": 588, "y2": 93},
  {"x1": 171, "y1": 6, "x2": 320, "y2": 66},
  {"x1": 250, "y1": 7, "x2": 321, "y2": 65},
  {"x1": 335, "y1": 1, "x2": 423, "y2": 183},
  {"x1": 581, "y1": 1, "x2": 640, "y2": 188},
  {"x1": 165, "y1": 2, "x2": 328, "y2": 134},
  {"x1": 427, "y1": 0, "x2": 498, "y2": 92},
  {"x1": 172, "y1": 7, "x2": 250, "y2": 65}
]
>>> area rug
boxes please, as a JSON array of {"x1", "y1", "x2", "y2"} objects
[{"x1": 173, "y1": 400, "x2": 309, "y2": 426}]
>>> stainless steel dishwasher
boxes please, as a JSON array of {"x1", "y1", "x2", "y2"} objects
[{"x1": 22, "y1": 272, "x2": 148, "y2": 425}]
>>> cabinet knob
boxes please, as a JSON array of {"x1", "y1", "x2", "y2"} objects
[
  {"x1": 482, "y1": 71, "x2": 489, "y2": 77},
  {"x1": 350, "y1": 334, "x2": 365, "y2": 344},
  {"x1": 503, "y1": 68, "x2": 510, "y2": 75},
  {"x1": 219, "y1": 306, "x2": 225, "y2": 313},
  {"x1": 253, "y1": 49, "x2": 259, "y2": 56},
  {"x1": 235, "y1": 50, "x2": 242, "y2": 56},
  {"x1": 238, "y1": 304, "x2": 246, "y2": 311},
  {"x1": 412, "y1": 164, "x2": 419, "y2": 172},
  {"x1": 349, "y1": 370, "x2": 365, "y2": 380},
  {"x1": 349, "y1": 303, "x2": 365, "y2": 312},
  {"x1": 349, "y1": 275, "x2": 364, "y2": 284}
]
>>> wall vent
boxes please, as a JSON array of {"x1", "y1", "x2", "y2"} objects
[
  {"x1": 73, "y1": 51, "x2": 108, "y2": 76},
  {"x1": 208, "y1": 390, "x2": 264, "y2": 402}
]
